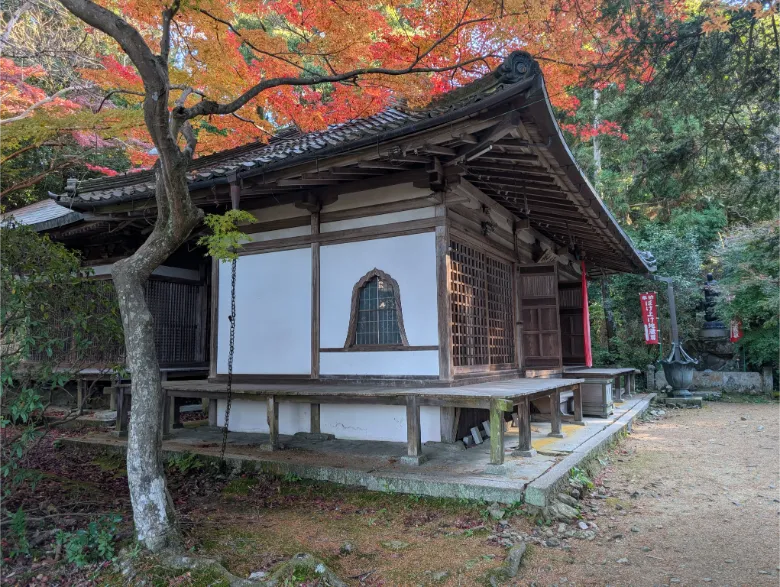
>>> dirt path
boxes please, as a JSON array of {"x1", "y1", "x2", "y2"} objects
[{"x1": 521, "y1": 401, "x2": 780, "y2": 586}]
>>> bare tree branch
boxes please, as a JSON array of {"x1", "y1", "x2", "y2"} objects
[
  {"x1": 0, "y1": 0, "x2": 34, "y2": 47},
  {"x1": 0, "y1": 86, "x2": 83, "y2": 125},
  {"x1": 179, "y1": 55, "x2": 496, "y2": 120}
]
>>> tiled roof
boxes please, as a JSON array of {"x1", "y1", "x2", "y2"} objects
[
  {"x1": 1, "y1": 199, "x2": 83, "y2": 231},
  {"x1": 61, "y1": 52, "x2": 538, "y2": 205}
]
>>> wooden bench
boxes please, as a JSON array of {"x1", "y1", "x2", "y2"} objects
[
  {"x1": 110, "y1": 378, "x2": 584, "y2": 467},
  {"x1": 562, "y1": 367, "x2": 638, "y2": 416}
]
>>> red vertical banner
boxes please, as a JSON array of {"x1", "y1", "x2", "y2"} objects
[
  {"x1": 729, "y1": 320, "x2": 743, "y2": 343},
  {"x1": 640, "y1": 292, "x2": 659, "y2": 344},
  {"x1": 581, "y1": 261, "x2": 592, "y2": 367}
]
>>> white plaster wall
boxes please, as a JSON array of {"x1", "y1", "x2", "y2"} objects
[
  {"x1": 216, "y1": 399, "x2": 309, "y2": 434},
  {"x1": 244, "y1": 203, "x2": 309, "y2": 223},
  {"x1": 319, "y1": 232, "x2": 438, "y2": 375},
  {"x1": 322, "y1": 183, "x2": 432, "y2": 213},
  {"x1": 321, "y1": 207, "x2": 434, "y2": 233},
  {"x1": 320, "y1": 351, "x2": 438, "y2": 376},
  {"x1": 217, "y1": 399, "x2": 441, "y2": 442},
  {"x1": 217, "y1": 249, "x2": 311, "y2": 374},
  {"x1": 247, "y1": 225, "x2": 311, "y2": 242}
]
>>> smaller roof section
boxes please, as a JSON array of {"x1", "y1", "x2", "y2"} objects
[{"x1": 1, "y1": 199, "x2": 83, "y2": 232}]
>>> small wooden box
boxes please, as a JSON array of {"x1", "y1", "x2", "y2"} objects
[{"x1": 580, "y1": 378, "x2": 613, "y2": 418}]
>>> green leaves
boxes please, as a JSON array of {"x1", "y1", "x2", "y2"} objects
[
  {"x1": 714, "y1": 221, "x2": 780, "y2": 368},
  {"x1": 197, "y1": 209, "x2": 257, "y2": 261}
]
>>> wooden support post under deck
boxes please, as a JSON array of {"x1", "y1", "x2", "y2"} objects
[
  {"x1": 76, "y1": 377, "x2": 84, "y2": 415},
  {"x1": 310, "y1": 403, "x2": 321, "y2": 434},
  {"x1": 401, "y1": 395, "x2": 426, "y2": 465},
  {"x1": 267, "y1": 395, "x2": 279, "y2": 450},
  {"x1": 489, "y1": 398, "x2": 506, "y2": 465},
  {"x1": 548, "y1": 390, "x2": 564, "y2": 438},
  {"x1": 440, "y1": 407, "x2": 459, "y2": 443},
  {"x1": 572, "y1": 384, "x2": 585, "y2": 425},
  {"x1": 163, "y1": 394, "x2": 173, "y2": 437},
  {"x1": 114, "y1": 387, "x2": 130, "y2": 437},
  {"x1": 208, "y1": 399, "x2": 218, "y2": 427},
  {"x1": 514, "y1": 397, "x2": 536, "y2": 457}
]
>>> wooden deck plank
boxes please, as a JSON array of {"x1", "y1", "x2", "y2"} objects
[
  {"x1": 564, "y1": 367, "x2": 636, "y2": 376},
  {"x1": 162, "y1": 377, "x2": 584, "y2": 404}
]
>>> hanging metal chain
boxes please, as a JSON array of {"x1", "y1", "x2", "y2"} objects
[{"x1": 219, "y1": 258, "x2": 237, "y2": 465}]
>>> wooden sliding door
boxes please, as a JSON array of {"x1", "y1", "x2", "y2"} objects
[{"x1": 517, "y1": 264, "x2": 562, "y2": 370}]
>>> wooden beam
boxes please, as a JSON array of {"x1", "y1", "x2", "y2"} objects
[
  {"x1": 311, "y1": 212, "x2": 320, "y2": 379},
  {"x1": 357, "y1": 161, "x2": 407, "y2": 171},
  {"x1": 435, "y1": 203, "x2": 453, "y2": 382},
  {"x1": 278, "y1": 178, "x2": 343, "y2": 186},
  {"x1": 422, "y1": 144, "x2": 456, "y2": 156}
]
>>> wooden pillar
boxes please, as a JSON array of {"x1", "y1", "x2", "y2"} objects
[
  {"x1": 489, "y1": 398, "x2": 508, "y2": 466},
  {"x1": 163, "y1": 394, "x2": 173, "y2": 437},
  {"x1": 406, "y1": 395, "x2": 422, "y2": 458},
  {"x1": 515, "y1": 397, "x2": 536, "y2": 457},
  {"x1": 115, "y1": 387, "x2": 130, "y2": 437},
  {"x1": 267, "y1": 395, "x2": 279, "y2": 449},
  {"x1": 311, "y1": 212, "x2": 320, "y2": 379},
  {"x1": 209, "y1": 259, "x2": 220, "y2": 380},
  {"x1": 310, "y1": 403, "x2": 321, "y2": 434},
  {"x1": 76, "y1": 377, "x2": 84, "y2": 415},
  {"x1": 572, "y1": 384, "x2": 584, "y2": 425},
  {"x1": 548, "y1": 390, "x2": 564, "y2": 438},
  {"x1": 439, "y1": 407, "x2": 459, "y2": 443},
  {"x1": 435, "y1": 204, "x2": 453, "y2": 382},
  {"x1": 267, "y1": 395, "x2": 279, "y2": 450},
  {"x1": 208, "y1": 399, "x2": 218, "y2": 427},
  {"x1": 625, "y1": 373, "x2": 633, "y2": 398}
]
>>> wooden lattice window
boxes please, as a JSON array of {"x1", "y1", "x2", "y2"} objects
[
  {"x1": 344, "y1": 269, "x2": 409, "y2": 348},
  {"x1": 450, "y1": 240, "x2": 515, "y2": 367}
]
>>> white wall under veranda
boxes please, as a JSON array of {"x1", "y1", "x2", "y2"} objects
[
  {"x1": 215, "y1": 399, "x2": 442, "y2": 443},
  {"x1": 319, "y1": 231, "x2": 439, "y2": 376},
  {"x1": 216, "y1": 248, "x2": 312, "y2": 374}
]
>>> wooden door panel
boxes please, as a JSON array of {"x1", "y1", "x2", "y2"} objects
[{"x1": 517, "y1": 264, "x2": 562, "y2": 370}]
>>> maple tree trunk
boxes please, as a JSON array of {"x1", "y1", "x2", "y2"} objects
[
  {"x1": 112, "y1": 161, "x2": 202, "y2": 551},
  {"x1": 113, "y1": 263, "x2": 178, "y2": 551}
]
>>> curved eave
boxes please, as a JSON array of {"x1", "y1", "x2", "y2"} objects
[{"x1": 523, "y1": 80, "x2": 654, "y2": 274}]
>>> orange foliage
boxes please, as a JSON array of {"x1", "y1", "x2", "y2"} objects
[{"x1": 7, "y1": 0, "x2": 700, "y2": 169}]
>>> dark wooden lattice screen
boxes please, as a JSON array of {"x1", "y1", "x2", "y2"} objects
[
  {"x1": 30, "y1": 278, "x2": 206, "y2": 367},
  {"x1": 450, "y1": 240, "x2": 515, "y2": 368},
  {"x1": 145, "y1": 280, "x2": 206, "y2": 365}
]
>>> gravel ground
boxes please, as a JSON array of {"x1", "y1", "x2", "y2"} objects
[{"x1": 520, "y1": 400, "x2": 780, "y2": 587}]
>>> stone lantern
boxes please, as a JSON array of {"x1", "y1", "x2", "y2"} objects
[{"x1": 656, "y1": 276, "x2": 698, "y2": 397}]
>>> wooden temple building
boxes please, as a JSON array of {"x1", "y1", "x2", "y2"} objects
[{"x1": 8, "y1": 51, "x2": 655, "y2": 465}]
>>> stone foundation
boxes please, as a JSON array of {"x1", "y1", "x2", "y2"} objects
[{"x1": 650, "y1": 367, "x2": 766, "y2": 394}]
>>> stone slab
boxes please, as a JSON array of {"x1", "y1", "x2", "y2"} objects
[
  {"x1": 659, "y1": 396, "x2": 703, "y2": 407},
  {"x1": 63, "y1": 395, "x2": 653, "y2": 505},
  {"x1": 523, "y1": 394, "x2": 655, "y2": 507}
]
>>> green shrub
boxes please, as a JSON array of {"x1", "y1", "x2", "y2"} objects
[{"x1": 55, "y1": 514, "x2": 122, "y2": 567}]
